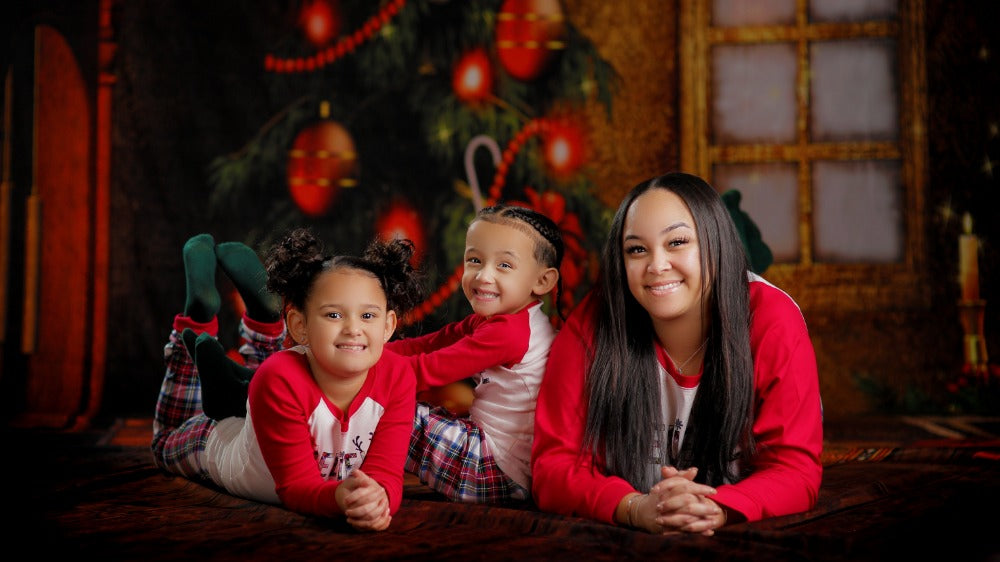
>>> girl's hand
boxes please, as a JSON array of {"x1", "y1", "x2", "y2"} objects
[
  {"x1": 336, "y1": 469, "x2": 392, "y2": 531},
  {"x1": 648, "y1": 466, "x2": 725, "y2": 536}
]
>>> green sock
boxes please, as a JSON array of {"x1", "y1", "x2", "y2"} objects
[
  {"x1": 183, "y1": 234, "x2": 220, "y2": 322},
  {"x1": 216, "y1": 241, "x2": 281, "y2": 323},
  {"x1": 192, "y1": 331, "x2": 253, "y2": 420},
  {"x1": 180, "y1": 328, "x2": 201, "y2": 362}
]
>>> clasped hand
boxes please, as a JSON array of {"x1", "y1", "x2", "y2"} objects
[
  {"x1": 336, "y1": 469, "x2": 392, "y2": 531},
  {"x1": 633, "y1": 466, "x2": 726, "y2": 536}
]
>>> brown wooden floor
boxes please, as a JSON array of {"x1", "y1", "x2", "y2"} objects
[{"x1": 7, "y1": 415, "x2": 1000, "y2": 561}]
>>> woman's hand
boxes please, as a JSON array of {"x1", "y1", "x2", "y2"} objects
[
  {"x1": 649, "y1": 466, "x2": 726, "y2": 535},
  {"x1": 336, "y1": 469, "x2": 392, "y2": 531}
]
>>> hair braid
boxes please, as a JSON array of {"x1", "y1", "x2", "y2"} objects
[{"x1": 476, "y1": 204, "x2": 566, "y2": 319}]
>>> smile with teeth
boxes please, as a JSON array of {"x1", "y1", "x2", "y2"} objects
[
  {"x1": 336, "y1": 343, "x2": 367, "y2": 351},
  {"x1": 474, "y1": 288, "x2": 499, "y2": 300},
  {"x1": 647, "y1": 280, "x2": 682, "y2": 295}
]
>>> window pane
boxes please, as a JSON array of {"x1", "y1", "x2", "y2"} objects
[
  {"x1": 810, "y1": 39, "x2": 898, "y2": 142},
  {"x1": 712, "y1": 0, "x2": 796, "y2": 26},
  {"x1": 713, "y1": 43, "x2": 797, "y2": 144},
  {"x1": 813, "y1": 160, "x2": 902, "y2": 263},
  {"x1": 713, "y1": 163, "x2": 800, "y2": 263},
  {"x1": 810, "y1": 0, "x2": 898, "y2": 23}
]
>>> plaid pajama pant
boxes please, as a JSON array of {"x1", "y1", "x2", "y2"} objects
[
  {"x1": 151, "y1": 315, "x2": 285, "y2": 479},
  {"x1": 405, "y1": 402, "x2": 529, "y2": 504}
]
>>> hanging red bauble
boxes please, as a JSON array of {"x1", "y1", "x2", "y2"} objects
[
  {"x1": 543, "y1": 119, "x2": 587, "y2": 178},
  {"x1": 286, "y1": 113, "x2": 357, "y2": 217},
  {"x1": 452, "y1": 48, "x2": 494, "y2": 105},
  {"x1": 299, "y1": 0, "x2": 341, "y2": 48},
  {"x1": 495, "y1": 0, "x2": 566, "y2": 82},
  {"x1": 375, "y1": 199, "x2": 427, "y2": 267}
]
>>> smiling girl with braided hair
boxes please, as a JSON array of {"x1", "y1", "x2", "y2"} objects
[{"x1": 387, "y1": 204, "x2": 565, "y2": 504}]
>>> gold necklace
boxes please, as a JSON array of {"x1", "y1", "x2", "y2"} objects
[{"x1": 665, "y1": 338, "x2": 708, "y2": 375}]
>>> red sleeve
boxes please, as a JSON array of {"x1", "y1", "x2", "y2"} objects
[
  {"x1": 386, "y1": 317, "x2": 473, "y2": 356},
  {"x1": 354, "y1": 351, "x2": 417, "y2": 515},
  {"x1": 249, "y1": 352, "x2": 344, "y2": 518},
  {"x1": 530, "y1": 294, "x2": 635, "y2": 524},
  {"x1": 386, "y1": 311, "x2": 532, "y2": 391},
  {"x1": 711, "y1": 281, "x2": 824, "y2": 521}
]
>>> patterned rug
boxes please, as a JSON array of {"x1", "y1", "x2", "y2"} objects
[
  {"x1": 109, "y1": 415, "x2": 1000, "y2": 467},
  {"x1": 821, "y1": 415, "x2": 1000, "y2": 465}
]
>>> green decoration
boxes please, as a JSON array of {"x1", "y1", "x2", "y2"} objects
[{"x1": 722, "y1": 189, "x2": 773, "y2": 274}]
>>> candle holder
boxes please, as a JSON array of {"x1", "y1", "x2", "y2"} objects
[{"x1": 959, "y1": 299, "x2": 989, "y2": 381}]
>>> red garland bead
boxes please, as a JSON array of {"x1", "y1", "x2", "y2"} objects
[{"x1": 265, "y1": 0, "x2": 409, "y2": 73}]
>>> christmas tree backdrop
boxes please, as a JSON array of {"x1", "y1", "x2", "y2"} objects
[
  {"x1": 7, "y1": 0, "x2": 993, "y2": 424},
  {"x1": 207, "y1": 0, "x2": 619, "y2": 334}
]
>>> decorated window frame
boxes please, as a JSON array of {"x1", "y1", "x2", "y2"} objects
[{"x1": 679, "y1": 0, "x2": 928, "y2": 311}]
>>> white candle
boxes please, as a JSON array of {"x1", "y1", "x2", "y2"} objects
[{"x1": 959, "y1": 213, "x2": 980, "y2": 302}]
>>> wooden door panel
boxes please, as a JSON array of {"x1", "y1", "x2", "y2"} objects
[{"x1": 20, "y1": 24, "x2": 93, "y2": 427}]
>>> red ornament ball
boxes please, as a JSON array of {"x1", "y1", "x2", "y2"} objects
[
  {"x1": 543, "y1": 120, "x2": 587, "y2": 178},
  {"x1": 495, "y1": 0, "x2": 566, "y2": 82},
  {"x1": 375, "y1": 200, "x2": 427, "y2": 266},
  {"x1": 286, "y1": 119, "x2": 357, "y2": 217},
  {"x1": 299, "y1": 0, "x2": 341, "y2": 48},
  {"x1": 452, "y1": 48, "x2": 494, "y2": 104}
]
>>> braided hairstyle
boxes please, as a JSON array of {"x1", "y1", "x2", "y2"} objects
[
  {"x1": 474, "y1": 204, "x2": 566, "y2": 318},
  {"x1": 264, "y1": 228, "x2": 425, "y2": 317}
]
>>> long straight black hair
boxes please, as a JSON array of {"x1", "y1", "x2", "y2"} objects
[{"x1": 582, "y1": 172, "x2": 756, "y2": 488}]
